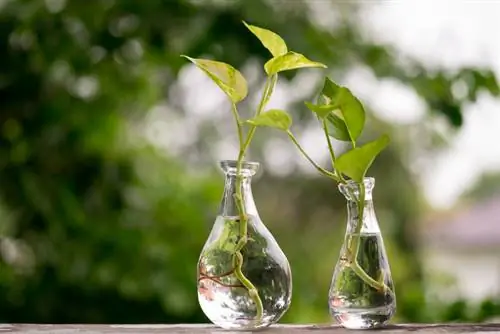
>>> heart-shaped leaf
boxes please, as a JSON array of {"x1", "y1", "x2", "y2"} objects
[
  {"x1": 320, "y1": 78, "x2": 365, "y2": 142},
  {"x1": 304, "y1": 101, "x2": 337, "y2": 119},
  {"x1": 305, "y1": 100, "x2": 352, "y2": 141},
  {"x1": 335, "y1": 135, "x2": 390, "y2": 182},
  {"x1": 264, "y1": 51, "x2": 327, "y2": 75},
  {"x1": 243, "y1": 21, "x2": 287, "y2": 57},
  {"x1": 181, "y1": 56, "x2": 248, "y2": 103},
  {"x1": 326, "y1": 113, "x2": 351, "y2": 141},
  {"x1": 320, "y1": 76, "x2": 340, "y2": 104},
  {"x1": 246, "y1": 109, "x2": 292, "y2": 131}
]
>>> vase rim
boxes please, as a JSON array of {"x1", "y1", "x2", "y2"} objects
[
  {"x1": 219, "y1": 160, "x2": 260, "y2": 175},
  {"x1": 338, "y1": 177, "x2": 375, "y2": 197},
  {"x1": 344, "y1": 176, "x2": 375, "y2": 185}
]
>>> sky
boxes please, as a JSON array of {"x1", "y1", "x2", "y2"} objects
[{"x1": 359, "y1": 0, "x2": 500, "y2": 208}]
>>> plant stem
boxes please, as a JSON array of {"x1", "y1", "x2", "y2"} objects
[
  {"x1": 198, "y1": 265, "x2": 236, "y2": 279},
  {"x1": 321, "y1": 119, "x2": 345, "y2": 182},
  {"x1": 240, "y1": 74, "x2": 277, "y2": 153},
  {"x1": 199, "y1": 274, "x2": 246, "y2": 288},
  {"x1": 346, "y1": 182, "x2": 392, "y2": 293},
  {"x1": 231, "y1": 103, "x2": 243, "y2": 146},
  {"x1": 352, "y1": 182, "x2": 365, "y2": 257},
  {"x1": 286, "y1": 130, "x2": 340, "y2": 182},
  {"x1": 231, "y1": 76, "x2": 277, "y2": 321},
  {"x1": 290, "y1": 126, "x2": 390, "y2": 292},
  {"x1": 322, "y1": 119, "x2": 336, "y2": 167}
]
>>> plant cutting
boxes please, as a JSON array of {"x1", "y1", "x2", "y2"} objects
[
  {"x1": 249, "y1": 77, "x2": 397, "y2": 329},
  {"x1": 181, "y1": 21, "x2": 327, "y2": 330}
]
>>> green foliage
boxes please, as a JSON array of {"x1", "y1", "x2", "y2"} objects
[
  {"x1": 335, "y1": 135, "x2": 390, "y2": 182},
  {"x1": 0, "y1": 0, "x2": 498, "y2": 326},
  {"x1": 182, "y1": 21, "x2": 327, "y2": 321},
  {"x1": 303, "y1": 102, "x2": 336, "y2": 119},
  {"x1": 182, "y1": 21, "x2": 323, "y2": 140},
  {"x1": 243, "y1": 19, "x2": 328, "y2": 76},
  {"x1": 325, "y1": 113, "x2": 352, "y2": 143},
  {"x1": 247, "y1": 109, "x2": 292, "y2": 130},
  {"x1": 318, "y1": 78, "x2": 365, "y2": 143},
  {"x1": 291, "y1": 76, "x2": 385, "y2": 183},
  {"x1": 264, "y1": 51, "x2": 327, "y2": 75},
  {"x1": 181, "y1": 56, "x2": 248, "y2": 103},
  {"x1": 242, "y1": 21, "x2": 288, "y2": 57},
  {"x1": 285, "y1": 78, "x2": 392, "y2": 295}
]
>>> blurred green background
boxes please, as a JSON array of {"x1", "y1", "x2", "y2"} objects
[{"x1": 1, "y1": 0, "x2": 500, "y2": 324}]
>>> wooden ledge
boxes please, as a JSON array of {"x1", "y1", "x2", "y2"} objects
[{"x1": 1, "y1": 324, "x2": 500, "y2": 333}]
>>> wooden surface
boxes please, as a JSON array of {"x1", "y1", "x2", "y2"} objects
[{"x1": 0, "y1": 324, "x2": 500, "y2": 333}]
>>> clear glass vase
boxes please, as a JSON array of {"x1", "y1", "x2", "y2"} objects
[
  {"x1": 197, "y1": 160, "x2": 292, "y2": 330},
  {"x1": 328, "y1": 177, "x2": 396, "y2": 329}
]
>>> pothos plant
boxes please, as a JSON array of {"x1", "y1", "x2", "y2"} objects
[
  {"x1": 249, "y1": 76, "x2": 394, "y2": 295},
  {"x1": 241, "y1": 38, "x2": 394, "y2": 295},
  {"x1": 182, "y1": 22, "x2": 327, "y2": 320}
]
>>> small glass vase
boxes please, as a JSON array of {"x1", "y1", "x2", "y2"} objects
[
  {"x1": 328, "y1": 177, "x2": 396, "y2": 329},
  {"x1": 197, "y1": 160, "x2": 292, "y2": 330}
]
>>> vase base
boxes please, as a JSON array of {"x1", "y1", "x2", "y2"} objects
[
  {"x1": 209, "y1": 317, "x2": 275, "y2": 331},
  {"x1": 331, "y1": 306, "x2": 394, "y2": 330}
]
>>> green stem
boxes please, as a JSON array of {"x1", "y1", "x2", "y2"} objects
[
  {"x1": 321, "y1": 120, "x2": 346, "y2": 182},
  {"x1": 234, "y1": 251, "x2": 263, "y2": 316},
  {"x1": 292, "y1": 105, "x2": 391, "y2": 294},
  {"x1": 352, "y1": 183, "x2": 365, "y2": 256},
  {"x1": 230, "y1": 75, "x2": 277, "y2": 321},
  {"x1": 233, "y1": 156, "x2": 264, "y2": 321},
  {"x1": 240, "y1": 74, "x2": 277, "y2": 153},
  {"x1": 288, "y1": 123, "x2": 388, "y2": 292},
  {"x1": 346, "y1": 182, "x2": 392, "y2": 293},
  {"x1": 336, "y1": 171, "x2": 347, "y2": 183},
  {"x1": 322, "y1": 119, "x2": 336, "y2": 167},
  {"x1": 286, "y1": 130, "x2": 340, "y2": 182},
  {"x1": 231, "y1": 103, "x2": 243, "y2": 146},
  {"x1": 350, "y1": 261, "x2": 386, "y2": 291}
]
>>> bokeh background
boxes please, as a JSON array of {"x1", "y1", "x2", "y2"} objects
[{"x1": 1, "y1": 0, "x2": 500, "y2": 324}]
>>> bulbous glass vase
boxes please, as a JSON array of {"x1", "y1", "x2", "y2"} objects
[
  {"x1": 328, "y1": 177, "x2": 396, "y2": 329},
  {"x1": 197, "y1": 160, "x2": 292, "y2": 330}
]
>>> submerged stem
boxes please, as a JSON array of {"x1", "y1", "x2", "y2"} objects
[
  {"x1": 291, "y1": 127, "x2": 390, "y2": 293},
  {"x1": 199, "y1": 274, "x2": 246, "y2": 288},
  {"x1": 346, "y1": 182, "x2": 392, "y2": 293},
  {"x1": 234, "y1": 251, "x2": 264, "y2": 316},
  {"x1": 229, "y1": 75, "x2": 277, "y2": 321}
]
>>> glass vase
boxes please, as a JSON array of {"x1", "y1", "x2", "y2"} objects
[
  {"x1": 328, "y1": 177, "x2": 396, "y2": 329},
  {"x1": 197, "y1": 160, "x2": 292, "y2": 330}
]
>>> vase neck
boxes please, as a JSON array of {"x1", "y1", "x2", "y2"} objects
[
  {"x1": 339, "y1": 178, "x2": 380, "y2": 234},
  {"x1": 345, "y1": 199, "x2": 380, "y2": 234},
  {"x1": 218, "y1": 160, "x2": 259, "y2": 217}
]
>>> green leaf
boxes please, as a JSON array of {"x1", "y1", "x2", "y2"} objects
[
  {"x1": 242, "y1": 21, "x2": 287, "y2": 57},
  {"x1": 320, "y1": 76, "x2": 340, "y2": 104},
  {"x1": 181, "y1": 56, "x2": 247, "y2": 103},
  {"x1": 335, "y1": 135, "x2": 390, "y2": 182},
  {"x1": 326, "y1": 113, "x2": 351, "y2": 141},
  {"x1": 304, "y1": 101, "x2": 336, "y2": 119},
  {"x1": 304, "y1": 100, "x2": 351, "y2": 140},
  {"x1": 320, "y1": 78, "x2": 365, "y2": 142},
  {"x1": 264, "y1": 51, "x2": 327, "y2": 75},
  {"x1": 246, "y1": 109, "x2": 292, "y2": 131}
]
